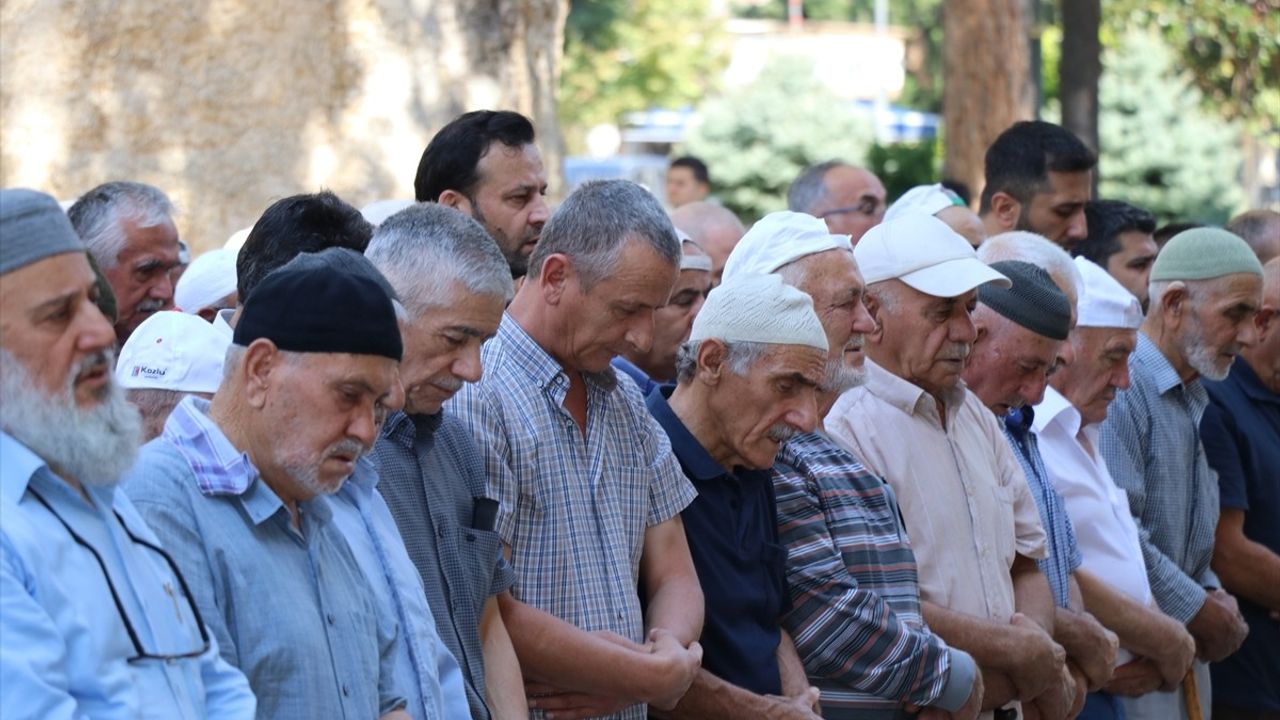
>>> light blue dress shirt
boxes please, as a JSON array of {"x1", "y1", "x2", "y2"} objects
[
  {"x1": 122, "y1": 397, "x2": 406, "y2": 719},
  {"x1": 330, "y1": 459, "x2": 472, "y2": 720},
  {"x1": 0, "y1": 431, "x2": 255, "y2": 720}
]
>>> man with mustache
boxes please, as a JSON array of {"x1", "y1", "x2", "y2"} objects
[
  {"x1": 1032, "y1": 257, "x2": 1197, "y2": 720},
  {"x1": 1099, "y1": 228, "x2": 1262, "y2": 720},
  {"x1": 123, "y1": 261, "x2": 413, "y2": 719},
  {"x1": 67, "y1": 181, "x2": 183, "y2": 344},
  {"x1": 643, "y1": 273, "x2": 828, "y2": 719},
  {"x1": 415, "y1": 110, "x2": 550, "y2": 280},
  {"x1": 0, "y1": 188, "x2": 254, "y2": 717},
  {"x1": 723, "y1": 211, "x2": 983, "y2": 719},
  {"x1": 365, "y1": 204, "x2": 528, "y2": 720},
  {"x1": 447, "y1": 180, "x2": 704, "y2": 719},
  {"x1": 828, "y1": 214, "x2": 1068, "y2": 720}
]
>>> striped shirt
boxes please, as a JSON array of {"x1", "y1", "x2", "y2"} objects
[
  {"x1": 1099, "y1": 333, "x2": 1217, "y2": 623},
  {"x1": 1003, "y1": 407, "x2": 1083, "y2": 609},
  {"x1": 447, "y1": 314, "x2": 697, "y2": 720},
  {"x1": 773, "y1": 431, "x2": 976, "y2": 719}
]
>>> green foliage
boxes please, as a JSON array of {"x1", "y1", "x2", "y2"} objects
[
  {"x1": 560, "y1": 0, "x2": 729, "y2": 152},
  {"x1": 683, "y1": 55, "x2": 875, "y2": 223},
  {"x1": 867, "y1": 141, "x2": 939, "y2": 202},
  {"x1": 1098, "y1": 30, "x2": 1243, "y2": 224},
  {"x1": 1107, "y1": 0, "x2": 1280, "y2": 135}
]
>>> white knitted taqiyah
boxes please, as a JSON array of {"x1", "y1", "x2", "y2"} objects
[
  {"x1": 722, "y1": 211, "x2": 851, "y2": 280},
  {"x1": 882, "y1": 183, "x2": 962, "y2": 223},
  {"x1": 174, "y1": 248, "x2": 237, "y2": 314},
  {"x1": 689, "y1": 273, "x2": 828, "y2": 351},
  {"x1": 1074, "y1": 256, "x2": 1144, "y2": 329}
]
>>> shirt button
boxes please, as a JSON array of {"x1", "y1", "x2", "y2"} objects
[
  {"x1": 342, "y1": 684, "x2": 350, "y2": 697},
  {"x1": 438, "y1": 527, "x2": 447, "y2": 539},
  {"x1": 327, "y1": 613, "x2": 336, "y2": 625}
]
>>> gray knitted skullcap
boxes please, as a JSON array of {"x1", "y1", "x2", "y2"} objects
[{"x1": 978, "y1": 260, "x2": 1072, "y2": 341}]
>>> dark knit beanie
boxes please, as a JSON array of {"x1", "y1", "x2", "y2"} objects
[{"x1": 978, "y1": 260, "x2": 1071, "y2": 341}]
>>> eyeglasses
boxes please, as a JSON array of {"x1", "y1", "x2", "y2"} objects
[
  {"x1": 819, "y1": 198, "x2": 886, "y2": 220},
  {"x1": 29, "y1": 489, "x2": 211, "y2": 664}
]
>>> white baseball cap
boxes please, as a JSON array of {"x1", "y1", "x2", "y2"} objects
[
  {"x1": 174, "y1": 248, "x2": 237, "y2": 314},
  {"x1": 1075, "y1": 256, "x2": 1144, "y2": 329},
  {"x1": 722, "y1": 211, "x2": 851, "y2": 280},
  {"x1": 116, "y1": 311, "x2": 227, "y2": 393},
  {"x1": 690, "y1": 273, "x2": 828, "y2": 352},
  {"x1": 854, "y1": 214, "x2": 1010, "y2": 297}
]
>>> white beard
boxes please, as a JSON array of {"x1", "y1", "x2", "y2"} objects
[{"x1": 0, "y1": 349, "x2": 142, "y2": 486}]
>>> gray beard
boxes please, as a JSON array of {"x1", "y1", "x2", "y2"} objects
[{"x1": 0, "y1": 349, "x2": 142, "y2": 486}]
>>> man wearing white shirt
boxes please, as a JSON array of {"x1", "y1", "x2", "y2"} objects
[{"x1": 1032, "y1": 256, "x2": 1196, "y2": 720}]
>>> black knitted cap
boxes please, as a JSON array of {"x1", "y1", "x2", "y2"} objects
[
  {"x1": 233, "y1": 261, "x2": 403, "y2": 360},
  {"x1": 978, "y1": 260, "x2": 1071, "y2": 341}
]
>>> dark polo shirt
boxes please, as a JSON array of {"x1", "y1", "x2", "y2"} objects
[
  {"x1": 645, "y1": 385, "x2": 787, "y2": 696},
  {"x1": 1203, "y1": 358, "x2": 1280, "y2": 713}
]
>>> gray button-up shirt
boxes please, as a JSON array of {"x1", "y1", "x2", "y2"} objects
[
  {"x1": 123, "y1": 397, "x2": 406, "y2": 719},
  {"x1": 1099, "y1": 333, "x2": 1218, "y2": 623},
  {"x1": 373, "y1": 410, "x2": 515, "y2": 720}
]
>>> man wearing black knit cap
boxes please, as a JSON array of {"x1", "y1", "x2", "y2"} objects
[
  {"x1": 123, "y1": 262, "x2": 413, "y2": 720},
  {"x1": 963, "y1": 260, "x2": 1121, "y2": 720}
]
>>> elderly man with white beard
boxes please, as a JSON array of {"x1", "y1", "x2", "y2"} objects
[
  {"x1": 122, "y1": 260, "x2": 413, "y2": 719},
  {"x1": 0, "y1": 188, "x2": 255, "y2": 718}
]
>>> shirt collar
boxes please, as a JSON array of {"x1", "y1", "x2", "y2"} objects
[
  {"x1": 341, "y1": 456, "x2": 380, "y2": 494},
  {"x1": 381, "y1": 409, "x2": 443, "y2": 451},
  {"x1": 498, "y1": 312, "x2": 619, "y2": 396},
  {"x1": 1135, "y1": 332, "x2": 1189, "y2": 396},
  {"x1": 863, "y1": 358, "x2": 965, "y2": 424},
  {"x1": 1, "y1": 431, "x2": 53, "y2": 500},
  {"x1": 645, "y1": 385, "x2": 733, "y2": 483},
  {"x1": 1227, "y1": 356, "x2": 1280, "y2": 405},
  {"x1": 1032, "y1": 385, "x2": 1080, "y2": 438},
  {"x1": 162, "y1": 396, "x2": 261, "y2": 498}
]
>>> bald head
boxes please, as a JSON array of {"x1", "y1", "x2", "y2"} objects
[
  {"x1": 1227, "y1": 210, "x2": 1280, "y2": 265},
  {"x1": 787, "y1": 162, "x2": 886, "y2": 244},
  {"x1": 671, "y1": 201, "x2": 746, "y2": 285}
]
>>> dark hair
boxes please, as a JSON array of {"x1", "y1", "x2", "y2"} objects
[
  {"x1": 980, "y1": 121, "x2": 1097, "y2": 213},
  {"x1": 1075, "y1": 200, "x2": 1157, "y2": 265},
  {"x1": 1153, "y1": 221, "x2": 1203, "y2": 249},
  {"x1": 236, "y1": 190, "x2": 372, "y2": 299},
  {"x1": 670, "y1": 155, "x2": 710, "y2": 186},
  {"x1": 940, "y1": 178, "x2": 972, "y2": 207},
  {"x1": 414, "y1": 110, "x2": 537, "y2": 203}
]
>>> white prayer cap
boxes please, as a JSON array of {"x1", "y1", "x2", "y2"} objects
[
  {"x1": 223, "y1": 227, "x2": 251, "y2": 252},
  {"x1": 882, "y1": 183, "x2": 964, "y2": 223},
  {"x1": 689, "y1": 273, "x2": 828, "y2": 352},
  {"x1": 174, "y1": 248, "x2": 237, "y2": 314},
  {"x1": 855, "y1": 213, "x2": 1010, "y2": 297},
  {"x1": 1075, "y1": 256, "x2": 1143, "y2": 329},
  {"x1": 116, "y1": 311, "x2": 227, "y2": 394},
  {"x1": 361, "y1": 199, "x2": 414, "y2": 226},
  {"x1": 722, "y1": 211, "x2": 851, "y2": 280}
]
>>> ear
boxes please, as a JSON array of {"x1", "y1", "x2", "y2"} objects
[
  {"x1": 1157, "y1": 281, "x2": 1189, "y2": 328},
  {"x1": 241, "y1": 339, "x2": 282, "y2": 409},
  {"x1": 989, "y1": 192, "x2": 1022, "y2": 231},
  {"x1": 538, "y1": 253, "x2": 573, "y2": 306},
  {"x1": 438, "y1": 190, "x2": 472, "y2": 215},
  {"x1": 696, "y1": 339, "x2": 729, "y2": 386},
  {"x1": 863, "y1": 292, "x2": 886, "y2": 343}
]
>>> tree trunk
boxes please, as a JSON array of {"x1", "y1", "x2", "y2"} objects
[
  {"x1": 0, "y1": 0, "x2": 568, "y2": 253},
  {"x1": 941, "y1": 0, "x2": 1035, "y2": 206},
  {"x1": 1059, "y1": 0, "x2": 1101, "y2": 157}
]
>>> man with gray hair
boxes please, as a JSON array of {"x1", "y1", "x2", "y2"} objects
[
  {"x1": 786, "y1": 161, "x2": 887, "y2": 245},
  {"x1": 67, "y1": 181, "x2": 182, "y2": 343},
  {"x1": 448, "y1": 179, "x2": 705, "y2": 719},
  {"x1": 1226, "y1": 209, "x2": 1280, "y2": 265},
  {"x1": 0, "y1": 188, "x2": 254, "y2": 717},
  {"x1": 644, "y1": 273, "x2": 828, "y2": 719},
  {"x1": 1100, "y1": 228, "x2": 1261, "y2": 720},
  {"x1": 669, "y1": 201, "x2": 746, "y2": 285},
  {"x1": 365, "y1": 204, "x2": 528, "y2": 720}
]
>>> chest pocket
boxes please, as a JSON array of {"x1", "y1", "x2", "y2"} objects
[{"x1": 454, "y1": 525, "x2": 503, "y2": 612}]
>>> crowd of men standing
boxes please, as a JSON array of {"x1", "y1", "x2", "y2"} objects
[{"x1": 2, "y1": 109, "x2": 1278, "y2": 720}]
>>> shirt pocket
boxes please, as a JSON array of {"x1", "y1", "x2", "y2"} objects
[
  {"x1": 457, "y1": 526, "x2": 505, "y2": 607},
  {"x1": 989, "y1": 480, "x2": 1019, "y2": 568},
  {"x1": 758, "y1": 541, "x2": 790, "y2": 616}
]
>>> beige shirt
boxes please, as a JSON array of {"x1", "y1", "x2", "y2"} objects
[{"x1": 827, "y1": 360, "x2": 1047, "y2": 622}]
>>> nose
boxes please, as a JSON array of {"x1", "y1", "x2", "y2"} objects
[
  {"x1": 348, "y1": 406, "x2": 379, "y2": 449},
  {"x1": 78, "y1": 297, "x2": 117, "y2": 351},
  {"x1": 153, "y1": 272, "x2": 175, "y2": 301},
  {"x1": 624, "y1": 313, "x2": 655, "y2": 354},
  {"x1": 455, "y1": 345, "x2": 484, "y2": 384},
  {"x1": 1238, "y1": 316, "x2": 1260, "y2": 348},
  {"x1": 529, "y1": 194, "x2": 551, "y2": 228},
  {"x1": 1058, "y1": 340, "x2": 1077, "y2": 368},
  {"x1": 1113, "y1": 361, "x2": 1132, "y2": 391},
  {"x1": 1067, "y1": 210, "x2": 1088, "y2": 241},
  {"x1": 852, "y1": 300, "x2": 876, "y2": 335},
  {"x1": 788, "y1": 392, "x2": 821, "y2": 434},
  {"x1": 952, "y1": 309, "x2": 978, "y2": 345},
  {"x1": 1020, "y1": 375, "x2": 1050, "y2": 408}
]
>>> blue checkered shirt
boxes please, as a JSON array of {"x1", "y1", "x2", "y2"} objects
[
  {"x1": 1003, "y1": 407, "x2": 1083, "y2": 609},
  {"x1": 1099, "y1": 333, "x2": 1217, "y2": 623},
  {"x1": 446, "y1": 314, "x2": 697, "y2": 720}
]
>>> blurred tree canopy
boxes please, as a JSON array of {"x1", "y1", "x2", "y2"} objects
[
  {"x1": 1098, "y1": 30, "x2": 1242, "y2": 224},
  {"x1": 683, "y1": 55, "x2": 874, "y2": 222},
  {"x1": 560, "y1": 0, "x2": 728, "y2": 151},
  {"x1": 1106, "y1": 0, "x2": 1279, "y2": 136}
]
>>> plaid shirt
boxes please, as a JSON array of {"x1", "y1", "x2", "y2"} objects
[
  {"x1": 447, "y1": 314, "x2": 696, "y2": 720},
  {"x1": 773, "y1": 431, "x2": 975, "y2": 719},
  {"x1": 1003, "y1": 407, "x2": 1083, "y2": 609},
  {"x1": 1099, "y1": 333, "x2": 1217, "y2": 623}
]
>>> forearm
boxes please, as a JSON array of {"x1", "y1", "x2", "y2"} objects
[
  {"x1": 1075, "y1": 570, "x2": 1176, "y2": 658},
  {"x1": 1213, "y1": 537, "x2": 1280, "y2": 611},
  {"x1": 980, "y1": 671, "x2": 1019, "y2": 710},
  {"x1": 498, "y1": 593, "x2": 657, "y2": 700},
  {"x1": 481, "y1": 596, "x2": 529, "y2": 719},
  {"x1": 922, "y1": 601, "x2": 1021, "y2": 672},
  {"x1": 776, "y1": 629, "x2": 811, "y2": 698},
  {"x1": 644, "y1": 572, "x2": 704, "y2": 645},
  {"x1": 1012, "y1": 555, "x2": 1056, "y2": 634},
  {"x1": 654, "y1": 670, "x2": 792, "y2": 720}
]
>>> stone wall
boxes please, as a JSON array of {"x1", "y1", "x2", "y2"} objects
[{"x1": 1, "y1": 0, "x2": 566, "y2": 252}]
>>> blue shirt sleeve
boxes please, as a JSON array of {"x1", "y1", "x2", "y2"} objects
[{"x1": 1200, "y1": 400, "x2": 1249, "y2": 511}]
